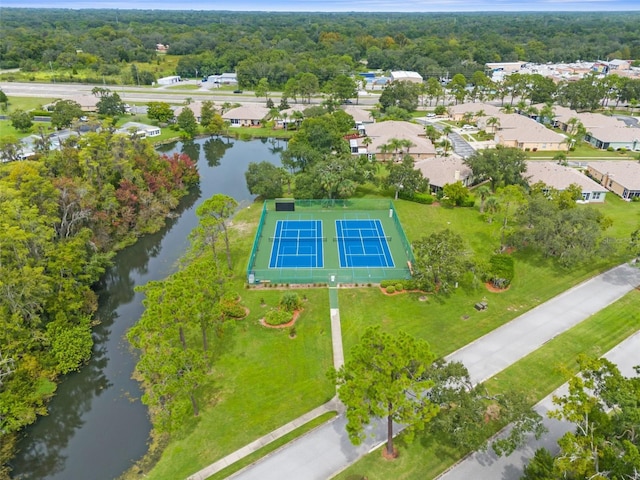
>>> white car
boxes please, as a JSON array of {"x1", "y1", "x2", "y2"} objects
[{"x1": 462, "y1": 124, "x2": 476, "y2": 130}]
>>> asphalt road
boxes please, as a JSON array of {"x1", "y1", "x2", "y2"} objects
[
  {"x1": 229, "y1": 263, "x2": 640, "y2": 480},
  {"x1": 0, "y1": 81, "x2": 382, "y2": 107},
  {"x1": 438, "y1": 329, "x2": 640, "y2": 480}
]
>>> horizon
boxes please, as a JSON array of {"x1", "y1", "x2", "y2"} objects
[{"x1": 2, "y1": 0, "x2": 640, "y2": 12}]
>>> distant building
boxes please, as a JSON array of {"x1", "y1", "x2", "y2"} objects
[
  {"x1": 117, "y1": 122, "x2": 161, "y2": 138},
  {"x1": 207, "y1": 73, "x2": 238, "y2": 85},
  {"x1": 157, "y1": 76, "x2": 181, "y2": 85},
  {"x1": 390, "y1": 71, "x2": 423, "y2": 83}
]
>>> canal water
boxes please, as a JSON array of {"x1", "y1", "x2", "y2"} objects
[{"x1": 10, "y1": 137, "x2": 284, "y2": 480}]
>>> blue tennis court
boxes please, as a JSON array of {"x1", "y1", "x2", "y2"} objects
[
  {"x1": 335, "y1": 219, "x2": 395, "y2": 268},
  {"x1": 269, "y1": 220, "x2": 324, "y2": 268}
]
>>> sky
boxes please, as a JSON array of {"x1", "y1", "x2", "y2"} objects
[{"x1": 1, "y1": 0, "x2": 639, "y2": 11}]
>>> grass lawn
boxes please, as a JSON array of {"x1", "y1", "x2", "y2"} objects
[
  {"x1": 136, "y1": 204, "x2": 335, "y2": 480},
  {"x1": 2, "y1": 96, "x2": 56, "y2": 113},
  {"x1": 206, "y1": 411, "x2": 338, "y2": 480},
  {"x1": 137, "y1": 188, "x2": 639, "y2": 479},
  {"x1": 334, "y1": 289, "x2": 640, "y2": 480}
]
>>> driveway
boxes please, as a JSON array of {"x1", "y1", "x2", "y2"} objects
[{"x1": 230, "y1": 263, "x2": 640, "y2": 480}]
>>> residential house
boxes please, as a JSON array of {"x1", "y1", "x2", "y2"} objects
[
  {"x1": 275, "y1": 106, "x2": 306, "y2": 129},
  {"x1": 447, "y1": 102, "x2": 501, "y2": 122},
  {"x1": 174, "y1": 102, "x2": 203, "y2": 123},
  {"x1": 525, "y1": 161, "x2": 607, "y2": 203},
  {"x1": 483, "y1": 113, "x2": 566, "y2": 151},
  {"x1": 353, "y1": 120, "x2": 436, "y2": 160},
  {"x1": 414, "y1": 156, "x2": 473, "y2": 193},
  {"x1": 586, "y1": 126, "x2": 640, "y2": 151},
  {"x1": 116, "y1": 122, "x2": 161, "y2": 138},
  {"x1": 551, "y1": 107, "x2": 640, "y2": 151},
  {"x1": 221, "y1": 105, "x2": 270, "y2": 127},
  {"x1": 586, "y1": 161, "x2": 640, "y2": 201},
  {"x1": 46, "y1": 95, "x2": 99, "y2": 113}
]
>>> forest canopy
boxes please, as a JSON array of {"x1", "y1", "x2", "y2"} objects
[{"x1": 1, "y1": 9, "x2": 639, "y2": 87}]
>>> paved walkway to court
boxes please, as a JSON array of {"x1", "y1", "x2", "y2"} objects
[{"x1": 189, "y1": 262, "x2": 640, "y2": 480}]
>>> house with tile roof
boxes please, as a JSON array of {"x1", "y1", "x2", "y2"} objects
[
  {"x1": 353, "y1": 120, "x2": 436, "y2": 160},
  {"x1": 526, "y1": 161, "x2": 607, "y2": 203},
  {"x1": 587, "y1": 161, "x2": 640, "y2": 201},
  {"x1": 483, "y1": 113, "x2": 567, "y2": 151},
  {"x1": 174, "y1": 102, "x2": 203, "y2": 123},
  {"x1": 222, "y1": 105, "x2": 270, "y2": 127},
  {"x1": 414, "y1": 156, "x2": 473, "y2": 193},
  {"x1": 447, "y1": 102, "x2": 501, "y2": 122}
]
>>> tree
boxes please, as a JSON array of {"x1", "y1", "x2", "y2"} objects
[
  {"x1": 324, "y1": 74, "x2": 357, "y2": 104},
  {"x1": 442, "y1": 181, "x2": 471, "y2": 207},
  {"x1": 245, "y1": 161, "x2": 286, "y2": 199},
  {"x1": 412, "y1": 229, "x2": 472, "y2": 294},
  {"x1": 147, "y1": 101, "x2": 174, "y2": 123},
  {"x1": 9, "y1": 109, "x2": 33, "y2": 132},
  {"x1": 464, "y1": 146, "x2": 528, "y2": 191},
  {"x1": 92, "y1": 87, "x2": 126, "y2": 117},
  {"x1": 423, "y1": 359, "x2": 545, "y2": 456},
  {"x1": 514, "y1": 194, "x2": 611, "y2": 267},
  {"x1": 475, "y1": 185, "x2": 491, "y2": 213},
  {"x1": 0, "y1": 89, "x2": 8, "y2": 111},
  {"x1": 177, "y1": 107, "x2": 198, "y2": 138},
  {"x1": 200, "y1": 100, "x2": 216, "y2": 127},
  {"x1": 544, "y1": 355, "x2": 640, "y2": 479},
  {"x1": 379, "y1": 81, "x2": 420, "y2": 112},
  {"x1": 448, "y1": 73, "x2": 468, "y2": 104},
  {"x1": 385, "y1": 154, "x2": 429, "y2": 200},
  {"x1": 51, "y1": 99, "x2": 84, "y2": 129},
  {"x1": 254, "y1": 77, "x2": 270, "y2": 102},
  {"x1": 332, "y1": 327, "x2": 439, "y2": 458},
  {"x1": 195, "y1": 194, "x2": 238, "y2": 269}
]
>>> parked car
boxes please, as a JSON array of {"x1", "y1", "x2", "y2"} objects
[{"x1": 233, "y1": 89, "x2": 243, "y2": 94}]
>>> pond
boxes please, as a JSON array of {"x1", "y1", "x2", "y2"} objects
[{"x1": 10, "y1": 137, "x2": 284, "y2": 480}]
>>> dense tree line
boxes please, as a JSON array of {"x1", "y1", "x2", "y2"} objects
[
  {"x1": 0, "y1": 130, "x2": 199, "y2": 476},
  {"x1": 1, "y1": 9, "x2": 639, "y2": 87}
]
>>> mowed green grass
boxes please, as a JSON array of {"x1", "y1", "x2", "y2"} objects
[
  {"x1": 140, "y1": 204, "x2": 334, "y2": 479},
  {"x1": 144, "y1": 286, "x2": 335, "y2": 480},
  {"x1": 140, "y1": 190, "x2": 639, "y2": 479},
  {"x1": 334, "y1": 290, "x2": 640, "y2": 480}
]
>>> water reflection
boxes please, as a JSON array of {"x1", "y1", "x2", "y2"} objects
[{"x1": 11, "y1": 138, "x2": 283, "y2": 480}]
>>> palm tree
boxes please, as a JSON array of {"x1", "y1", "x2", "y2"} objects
[
  {"x1": 475, "y1": 185, "x2": 491, "y2": 213},
  {"x1": 362, "y1": 136, "x2": 373, "y2": 152},
  {"x1": 501, "y1": 104, "x2": 515, "y2": 114},
  {"x1": 484, "y1": 196, "x2": 499, "y2": 223},
  {"x1": 425, "y1": 125, "x2": 441, "y2": 143},
  {"x1": 486, "y1": 116, "x2": 500, "y2": 134},
  {"x1": 439, "y1": 138, "x2": 452, "y2": 157}
]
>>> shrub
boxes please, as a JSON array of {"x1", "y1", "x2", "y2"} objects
[
  {"x1": 264, "y1": 308, "x2": 292, "y2": 326},
  {"x1": 488, "y1": 254, "x2": 515, "y2": 288},
  {"x1": 411, "y1": 193, "x2": 435, "y2": 205},
  {"x1": 462, "y1": 197, "x2": 476, "y2": 208},
  {"x1": 386, "y1": 285, "x2": 396, "y2": 294},
  {"x1": 607, "y1": 146, "x2": 614, "y2": 152},
  {"x1": 395, "y1": 283, "x2": 404, "y2": 292},
  {"x1": 279, "y1": 292, "x2": 301, "y2": 312}
]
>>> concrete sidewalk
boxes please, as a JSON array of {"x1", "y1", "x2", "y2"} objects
[
  {"x1": 186, "y1": 398, "x2": 342, "y2": 480},
  {"x1": 227, "y1": 263, "x2": 640, "y2": 480},
  {"x1": 438, "y1": 330, "x2": 640, "y2": 480}
]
